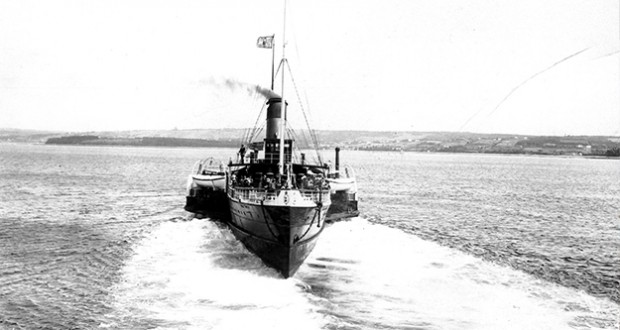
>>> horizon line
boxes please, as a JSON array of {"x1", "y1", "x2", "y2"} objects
[{"x1": 1, "y1": 127, "x2": 619, "y2": 138}]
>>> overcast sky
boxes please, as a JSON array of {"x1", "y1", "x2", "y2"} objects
[{"x1": 1, "y1": 0, "x2": 618, "y2": 135}]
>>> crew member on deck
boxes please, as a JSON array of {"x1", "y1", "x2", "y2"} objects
[{"x1": 238, "y1": 144, "x2": 246, "y2": 163}]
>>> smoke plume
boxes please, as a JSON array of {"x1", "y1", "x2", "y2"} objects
[{"x1": 200, "y1": 77, "x2": 279, "y2": 99}]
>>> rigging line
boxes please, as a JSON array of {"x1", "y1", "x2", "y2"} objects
[
  {"x1": 253, "y1": 123, "x2": 266, "y2": 141},
  {"x1": 286, "y1": 127, "x2": 301, "y2": 163},
  {"x1": 273, "y1": 60, "x2": 284, "y2": 89},
  {"x1": 287, "y1": 126, "x2": 306, "y2": 151},
  {"x1": 297, "y1": 127, "x2": 311, "y2": 152},
  {"x1": 285, "y1": 60, "x2": 323, "y2": 164},
  {"x1": 246, "y1": 92, "x2": 264, "y2": 143},
  {"x1": 287, "y1": 127, "x2": 308, "y2": 164},
  {"x1": 240, "y1": 128, "x2": 249, "y2": 146},
  {"x1": 301, "y1": 129, "x2": 313, "y2": 155},
  {"x1": 240, "y1": 125, "x2": 249, "y2": 146},
  {"x1": 288, "y1": 112, "x2": 312, "y2": 150},
  {"x1": 247, "y1": 121, "x2": 258, "y2": 143},
  {"x1": 289, "y1": 129, "x2": 315, "y2": 164},
  {"x1": 243, "y1": 109, "x2": 255, "y2": 144},
  {"x1": 285, "y1": 118, "x2": 310, "y2": 151},
  {"x1": 288, "y1": 3, "x2": 307, "y2": 102},
  {"x1": 593, "y1": 49, "x2": 619, "y2": 60},
  {"x1": 240, "y1": 93, "x2": 257, "y2": 145},
  {"x1": 459, "y1": 47, "x2": 590, "y2": 131},
  {"x1": 248, "y1": 102, "x2": 268, "y2": 143},
  {"x1": 250, "y1": 123, "x2": 266, "y2": 143},
  {"x1": 286, "y1": 126, "x2": 298, "y2": 145}
]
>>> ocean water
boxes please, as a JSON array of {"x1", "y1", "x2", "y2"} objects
[{"x1": 0, "y1": 143, "x2": 618, "y2": 329}]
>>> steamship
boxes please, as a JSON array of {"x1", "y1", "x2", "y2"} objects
[{"x1": 185, "y1": 30, "x2": 358, "y2": 277}]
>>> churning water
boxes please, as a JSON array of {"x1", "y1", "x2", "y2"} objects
[{"x1": 0, "y1": 144, "x2": 618, "y2": 329}]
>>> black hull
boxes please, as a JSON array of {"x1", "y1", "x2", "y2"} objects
[
  {"x1": 227, "y1": 220, "x2": 323, "y2": 277},
  {"x1": 326, "y1": 190, "x2": 359, "y2": 222},
  {"x1": 227, "y1": 198, "x2": 328, "y2": 277},
  {"x1": 184, "y1": 188, "x2": 230, "y2": 221},
  {"x1": 184, "y1": 186, "x2": 359, "y2": 276},
  {"x1": 186, "y1": 189, "x2": 358, "y2": 223}
]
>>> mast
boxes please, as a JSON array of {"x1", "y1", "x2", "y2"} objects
[
  {"x1": 278, "y1": 0, "x2": 287, "y2": 178},
  {"x1": 270, "y1": 34, "x2": 275, "y2": 90}
]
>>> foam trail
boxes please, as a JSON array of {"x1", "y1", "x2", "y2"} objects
[
  {"x1": 102, "y1": 217, "x2": 618, "y2": 329},
  {"x1": 104, "y1": 219, "x2": 325, "y2": 330},
  {"x1": 298, "y1": 219, "x2": 619, "y2": 330}
]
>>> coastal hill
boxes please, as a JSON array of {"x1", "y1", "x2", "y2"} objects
[{"x1": 2, "y1": 128, "x2": 619, "y2": 156}]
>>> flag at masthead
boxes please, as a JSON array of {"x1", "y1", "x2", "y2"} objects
[{"x1": 257, "y1": 35, "x2": 274, "y2": 49}]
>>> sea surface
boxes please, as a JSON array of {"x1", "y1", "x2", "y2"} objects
[{"x1": 0, "y1": 143, "x2": 618, "y2": 330}]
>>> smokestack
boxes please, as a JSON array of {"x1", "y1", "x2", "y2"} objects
[
  {"x1": 266, "y1": 97, "x2": 285, "y2": 139},
  {"x1": 335, "y1": 147, "x2": 340, "y2": 174}
]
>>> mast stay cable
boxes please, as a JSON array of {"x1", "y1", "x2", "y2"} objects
[{"x1": 286, "y1": 60, "x2": 323, "y2": 165}]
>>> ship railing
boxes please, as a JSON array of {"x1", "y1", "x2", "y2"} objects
[
  {"x1": 228, "y1": 186, "x2": 329, "y2": 203},
  {"x1": 299, "y1": 189, "x2": 331, "y2": 203},
  {"x1": 228, "y1": 187, "x2": 277, "y2": 203}
]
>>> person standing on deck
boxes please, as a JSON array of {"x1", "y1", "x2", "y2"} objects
[{"x1": 238, "y1": 144, "x2": 246, "y2": 164}]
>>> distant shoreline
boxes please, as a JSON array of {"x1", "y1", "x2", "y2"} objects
[
  {"x1": 36, "y1": 136, "x2": 619, "y2": 159},
  {"x1": 45, "y1": 135, "x2": 239, "y2": 148},
  {"x1": 2, "y1": 128, "x2": 619, "y2": 158},
  {"x1": 2, "y1": 140, "x2": 619, "y2": 159}
]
